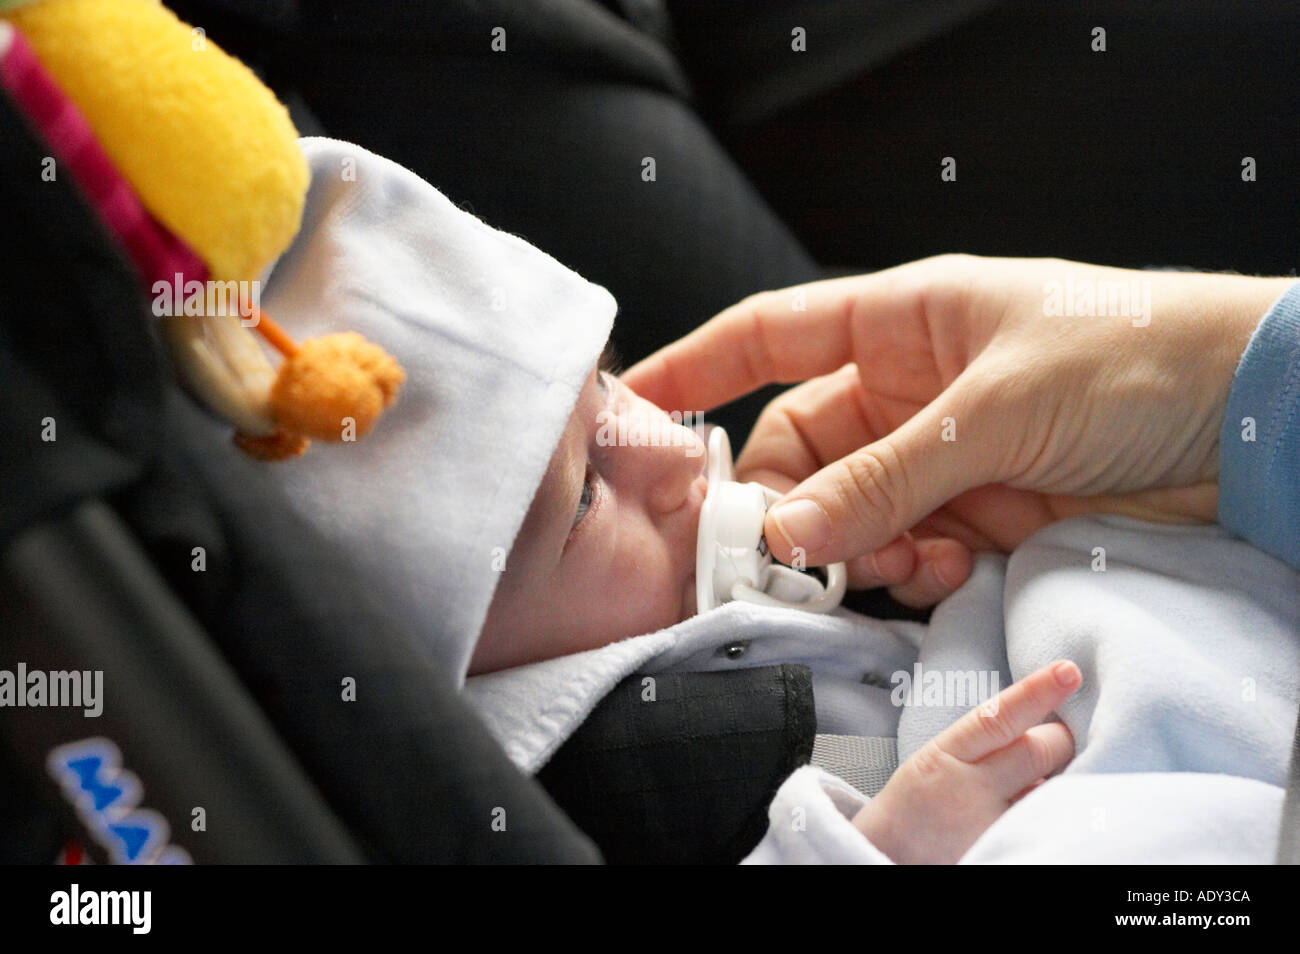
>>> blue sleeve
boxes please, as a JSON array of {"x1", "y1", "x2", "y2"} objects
[{"x1": 1218, "y1": 280, "x2": 1300, "y2": 570}]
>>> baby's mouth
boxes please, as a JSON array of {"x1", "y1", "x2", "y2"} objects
[
  {"x1": 688, "y1": 472, "x2": 708, "y2": 529},
  {"x1": 680, "y1": 472, "x2": 709, "y2": 620},
  {"x1": 681, "y1": 572, "x2": 697, "y2": 619}
]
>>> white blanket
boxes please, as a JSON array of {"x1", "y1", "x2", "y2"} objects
[{"x1": 465, "y1": 515, "x2": 1300, "y2": 863}]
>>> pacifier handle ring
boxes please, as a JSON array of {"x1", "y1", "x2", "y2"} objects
[
  {"x1": 731, "y1": 560, "x2": 848, "y2": 615},
  {"x1": 811, "y1": 560, "x2": 848, "y2": 613},
  {"x1": 730, "y1": 581, "x2": 798, "y2": 610}
]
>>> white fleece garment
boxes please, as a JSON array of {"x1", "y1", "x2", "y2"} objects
[
  {"x1": 466, "y1": 514, "x2": 1299, "y2": 864},
  {"x1": 747, "y1": 515, "x2": 1299, "y2": 864}
]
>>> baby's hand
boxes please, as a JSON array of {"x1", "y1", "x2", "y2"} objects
[{"x1": 852, "y1": 660, "x2": 1081, "y2": 864}]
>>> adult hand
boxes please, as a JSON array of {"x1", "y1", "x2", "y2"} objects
[{"x1": 623, "y1": 255, "x2": 1293, "y2": 606}]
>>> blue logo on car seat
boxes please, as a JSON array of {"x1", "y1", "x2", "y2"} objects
[{"x1": 47, "y1": 737, "x2": 192, "y2": 865}]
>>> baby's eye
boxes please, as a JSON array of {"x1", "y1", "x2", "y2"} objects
[
  {"x1": 596, "y1": 371, "x2": 613, "y2": 400},
  {"x1": 572, "y1": 469, "x2": 596, "y2": 530}
]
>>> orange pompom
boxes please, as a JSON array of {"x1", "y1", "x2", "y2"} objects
[
  {"x1": 267, "y1": 332, "x2": 405, "y2": 441},
  {"x1": 233, "y1": 429, "x2": 310, "y2": 461}
]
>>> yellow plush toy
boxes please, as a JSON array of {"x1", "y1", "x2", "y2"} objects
[{"x1": 0, "y1": 0, "x2": 404, "y2": 459}]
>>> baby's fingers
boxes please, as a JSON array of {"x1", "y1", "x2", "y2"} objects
[
  {"x1": 886, "y1": 536, "x2": 972, "y2": 607},
  {"x1": 933, "y1": 660, "x2": 1082, "y2": 763},
  {"x1": 978, "y1": 721, "x2": 1075, "y2": 802}
]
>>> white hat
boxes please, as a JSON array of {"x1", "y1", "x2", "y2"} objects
[{"x1": 247, "y1": 137, "x2": 615, "y2": 687}]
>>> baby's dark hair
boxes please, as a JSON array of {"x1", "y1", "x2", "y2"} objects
[{"x1": 598, "y1": 340, "x2": 623, "y2": 376}]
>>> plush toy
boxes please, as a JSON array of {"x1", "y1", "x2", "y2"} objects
[{"x1": 0, "y1": 0, "x2": 405, "y2": 459}]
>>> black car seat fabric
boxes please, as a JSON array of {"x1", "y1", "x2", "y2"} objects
[
  {"x1": 2, "y1": 501, "x2": 367, "y2": 864},
  {"x1": 0, "y1": 25, "x2": 818, "y2": 864},
  {"x1": 166, "y1": 0, "x2": 821, "y2": 448},
  {"x1": 0, "y1": 88, "x2": 599, "y2": 864},
  {"x1": 141, "y1": 396, "x2": 602, "y2": 863},
  {"x1": 0, "y1": 0, "x2": 974, "y2": 864},
  {"x1": 538, "y1": 665, "x2": 816, "y2": 864}
]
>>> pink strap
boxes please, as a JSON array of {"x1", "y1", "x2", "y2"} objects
[{"x1": 0, "y1": 24, "x2": 208, "y2": 292}]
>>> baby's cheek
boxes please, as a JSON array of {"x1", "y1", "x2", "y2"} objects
[{"x1": 609, "y1": 547, "x2": 681, "y2": 634}]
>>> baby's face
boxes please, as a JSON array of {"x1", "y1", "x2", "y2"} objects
[{"x1": 469, "y1": 355, "x2": 707, "y2": 675}]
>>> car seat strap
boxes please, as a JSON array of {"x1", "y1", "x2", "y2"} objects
[{"x1": 810, "y1": 734, "x2": 899, "y2": 798}]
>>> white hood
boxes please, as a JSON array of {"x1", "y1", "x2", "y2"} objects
[{"x1": 253, "y1": 137, "x2": 615, "y2": 686}]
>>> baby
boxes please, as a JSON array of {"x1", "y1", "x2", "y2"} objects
[
  {"x1": 470, "y1": 341, "x2": 1082, "y2": 864},
  {"x1": 241, "y1": 138, "x2": 1295, "y2": 865}
]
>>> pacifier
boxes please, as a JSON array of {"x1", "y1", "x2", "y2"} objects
[{"x1": 696, "y1": 427, "x2": 847, "y2": 614}]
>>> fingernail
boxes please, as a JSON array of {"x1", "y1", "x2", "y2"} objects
[
  {"x1": 933, "y1": 551, "x2": 967, "y2": 589},
  {"x1": 932, "y1": 556, "x2": 956, "y2": 589},
  {"x1": 870, "y1": 536, "x2": 913, "y2": 582},
  {"x1": 1052, "y1": 661, "x2": 1081, "y2": 687},
  {"x1": 769, "y1": 498, "x2": 831, "y2": 555}
]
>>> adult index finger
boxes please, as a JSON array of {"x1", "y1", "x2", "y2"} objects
[{"x1": 621, "y1": 270, "x2": 918, "y2": 413}]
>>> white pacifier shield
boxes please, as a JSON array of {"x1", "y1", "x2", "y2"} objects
[{"x1": 695, "y1": 427, "x2": 847, "y2": 614}]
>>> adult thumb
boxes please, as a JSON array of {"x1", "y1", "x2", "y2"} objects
[{"x1": 763, "y1": 394, "x2": 988, "y2": 566}]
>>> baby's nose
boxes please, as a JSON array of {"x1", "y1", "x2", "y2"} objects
[{"x1": 644, "y1": 419, "x2": 706, "y2": 513}]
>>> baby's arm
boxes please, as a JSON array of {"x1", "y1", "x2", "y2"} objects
[{"x1": 852, "y1": 660, "x2": 1081, "y2": 864}]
